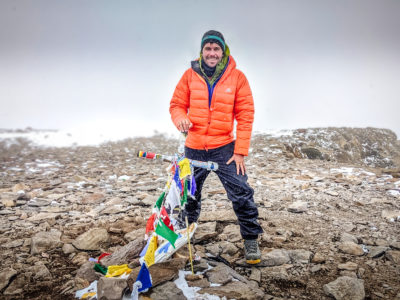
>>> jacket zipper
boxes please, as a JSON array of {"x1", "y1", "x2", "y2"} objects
[{"x1": 195, "y1": 58, "x2": 230, "y2": 151}]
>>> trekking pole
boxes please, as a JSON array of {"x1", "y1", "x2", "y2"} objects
[
  {"x1": 180, "y1": 132, "x2": 194, "y2": 275},
  {"x1": 185, "y1": 218, "x2": 194, "y2": 274},
  {"x1": 137, "y1": 151, "x2": 219, "y2": 171}
]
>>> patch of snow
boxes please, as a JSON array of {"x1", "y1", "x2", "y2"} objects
[
  {"x1": 361, "y1": 170, "x2": 376, "y2": 176},
  {"x1": 210, "y1": 283, "x2": 222, "y2": 287},
  {"x1": 330, "y1": 167, "x2": 354, "y2": 175},
  {"x1": 76, "y1": 181, "x2": 86, "y2": 188},
  {"x1": 118, "y1": 175, "x2": 130, "y2": 181},
  {"x1": 42, "y1": 170, "x2": 57, "y2": 176},
  {"x1": 8, "y1": 167, "x2": 23, "y2": 171},
  {"x1": 174, "y1": 270, "x2": 221, "y2": 300},
  {"x1": 36, "y1": 163, "x2": 55, "y2": 168},
  {"x1": 388, "y1": 189, "x2": 400, "y2": 197},
  {"x1": 75, "y1": 280, "x2": 97, "y2": 299}
]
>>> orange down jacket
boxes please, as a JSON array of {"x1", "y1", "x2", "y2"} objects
[{"x1": 169, "y1": 55, "x2": 254, "y2": 156}]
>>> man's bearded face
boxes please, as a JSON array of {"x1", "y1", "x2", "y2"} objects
[{"x1": 202, "y1": 42, "x2": 223, "y2": 68}]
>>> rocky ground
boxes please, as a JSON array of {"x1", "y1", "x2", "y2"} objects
[{"x1": 0, "y1": 128, "x2": 399, "y2": 300}]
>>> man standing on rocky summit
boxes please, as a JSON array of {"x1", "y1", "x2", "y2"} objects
[{"x1": 169, "y1": 30, "x2": 263, "y2": 264}]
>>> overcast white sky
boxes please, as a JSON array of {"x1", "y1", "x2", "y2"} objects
[{"x1": 1, "y1": 0, "x2": 399, "y2": 138}]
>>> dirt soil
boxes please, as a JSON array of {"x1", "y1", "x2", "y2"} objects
[{"x1": 0, "y1": 134, "x2": 399, "y2": 299}]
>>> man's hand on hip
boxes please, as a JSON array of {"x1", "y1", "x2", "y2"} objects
[
  {"x1": 227, "y1": 153, "x2": 246, "y2": 175},
  {"x1": 177, "y1": 119, "x2": 193, "y2": 133}
]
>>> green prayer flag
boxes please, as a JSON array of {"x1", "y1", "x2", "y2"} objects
[
  {"x1": 94, "y1": 263, "x2": 108, "y2": 275},
  {"x1": 154, "y1": 191, "x2": 165, "y2": 210},
  {"x1": 155, "y1": 218, "x2": 178, "y2": 248},
  {"x1": 181, "y1": 180, "x2": 188, "y2": 206}
]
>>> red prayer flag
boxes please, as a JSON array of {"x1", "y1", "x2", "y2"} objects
[
  {"x1": 160, "y1": 207, "x2": 174, "y2": 231},
  {"x1": 145, "y1": 213, "x2": 157, "y2": 234}
]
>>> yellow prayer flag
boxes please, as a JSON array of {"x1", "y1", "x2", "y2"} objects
[
  {"x1": 178, "y1": 158, "x2": 191, "y2": 179},
  {"x1": 81, "y1": 292, "x2": 96, "y2": 299},
  {"x1": 143, "y1": 235, "x2": 158, "y2": 267},
  {"x1": 105, "y1": 264, "x2": 132, "y2": 277}
]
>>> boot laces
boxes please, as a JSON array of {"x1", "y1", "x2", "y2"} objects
[{"x1": 245, "y1": 240, "x2": 258, "y2": 253}]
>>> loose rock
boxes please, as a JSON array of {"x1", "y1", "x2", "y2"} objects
[
  {"x1": 0, "y1": 267, "x2": 18, "y2": 291},
  {"x1": 72, "y1": 228, "x2": 109, "y2": 251},
  {"x1": 31, "y1": 229, "x2": 62, "y2": 255},
  {"x1": 148, "y1": 281, "x2": 187, "y2": 300},
  {"x1": 193, "y1": 222, "x2": 217, "y2": 242},
  {"x1": 262, "y1": 249, "x2": 291, "y2": 266},
  {"x1": 287, "y1": 201, "x2": 308, "y2": 213},
  {"x1": 97, "y1": 277, "x2": 127, "y2": 300},
  {"x1": 338, "y1": 242, "x2": 364, "y2": 256},
  {"x1": 198, "y1": 280, "x2": 264, "y2": 300},
  {"x1": 323, "y1": 276, "x2": 365, "y2": 300}
]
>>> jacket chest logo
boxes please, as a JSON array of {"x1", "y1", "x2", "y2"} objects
[{"x1": 225, "y1": 88, "x2": 232, "y2": 93}]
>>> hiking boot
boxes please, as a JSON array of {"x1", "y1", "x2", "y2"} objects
[{"x1": 244, "y1": 239, "x2": 261, "y2": 264}]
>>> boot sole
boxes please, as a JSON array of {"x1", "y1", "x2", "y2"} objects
[{"x1": 246, "y1": 259, "x2": 261, "y2": 264}]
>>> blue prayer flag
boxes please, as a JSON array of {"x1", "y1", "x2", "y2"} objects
[
  {"x1": 136, "y1": 263, "x2": 152, "y2": 292},
  {"x1": 157, "y1": 242, "x2": 170, "y2": 254},
  {"x1": 190, "y1": 175, "x2": 197, "y2": 196},
  {"x1": 173, "y1": 167, "x2": 182, "y2": 191}
]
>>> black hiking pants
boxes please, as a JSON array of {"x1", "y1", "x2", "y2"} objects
[{"x1": 183, "y1": 141, "x2": 263, "y2": 240}]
